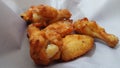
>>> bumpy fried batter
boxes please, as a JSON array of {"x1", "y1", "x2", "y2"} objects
[
  {"x1": 27, "y1": 24, "x2": 60, "y2": 65},
  {"x1": 61, "y1": 34, "x2": 94, "y2": 61},
  {"x1": 43, "y1": 20, "x2": 73, "y2": 47},
  {"x1": 74, "y1": 18, "x2": 119, "y2": 48},
  {"x1": 49, "y1": 9, "x2": 72, "y2": 23},
  {"x1": 21, "y1": 4, "x2": 71, "y2": 27}
]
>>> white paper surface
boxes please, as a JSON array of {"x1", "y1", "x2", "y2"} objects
[
  {"x1": 0, "y1": 0, "x2": 120, "y2": 68},
  {"x1": 0, "y1": 0, "x2": 26, "y2": 55}
]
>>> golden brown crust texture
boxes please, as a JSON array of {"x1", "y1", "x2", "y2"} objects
[{"x1": 61, "y1": 34, "x2": 94, "y2": 61}]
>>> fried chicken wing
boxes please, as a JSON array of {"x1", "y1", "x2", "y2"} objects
[
  {"x1": 61, "y1": 34, "x2": 94, "y2": 61},
  {"x1": 27, "y1": 24, "x2": 60, "y2": 65},
  {"x1": 21, "y1": 5, "x2": 71, "y2": 27},
  {"x1": 74, "y1": 18, "x2": 119, "y2": 48}
]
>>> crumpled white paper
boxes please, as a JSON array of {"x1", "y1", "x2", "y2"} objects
[
  {"x1": 0, "y1": 0, "x2": 120, "y2": 68},
  {"x1": 0, "y1": 0, "x2": 26, "y2": 55}
]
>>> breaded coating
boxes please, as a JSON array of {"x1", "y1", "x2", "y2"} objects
[
  {"x1": 44, "y1": 20, "x2": 73, "y2": 37},
  {"x1": 61, "y1": 34, "x2": 94, "y2": 61},
  {"x1": 49, "y1": 9, "x2": 72, "y2": 23},
  {"x1": 74, "y1": 18, "x2": 119, "y2": 48},
  {"x1": 44, "y1": 20, "x2": 74, "y2": 46},
  {"x1": 27, "y1": 24, "x2": 60, "y2": 65},
  {"x1": 21, "y1": 4, "x2": 71, "y2": 27}
]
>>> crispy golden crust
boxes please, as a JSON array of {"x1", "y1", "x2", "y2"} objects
[
  {"x1": 36, "y1": 5, "x2": 58, "y2": 19},
  {"x1": 49, "y1": 9, "x2": 72, "y2": 23},
  {"x1": 44, "y1": 20, "x2": 73, "y2": 37},
  {"x1": 74, "y1": 18, "x2": 119, "y2": 48},
  {"x1": 44, "y1": 20, "x2": 74, "y2": 47},
  {"x1": 61, "y1": 34, "x2": 94, "y2": 61}
]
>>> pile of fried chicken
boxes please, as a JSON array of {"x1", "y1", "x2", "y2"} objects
[{"x1": 21, "y1": 5, "x2": 119, "y2": 65}]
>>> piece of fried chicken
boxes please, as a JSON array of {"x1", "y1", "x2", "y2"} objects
[
  {"x1": 21, "y1": 4, "x2": 71, "y2": 27},
  {"x1": 27, "y1": 24, "x2": 61, "y2": 65},
  {"x1": 62, "y1": 34, "x2": 94, "y2": 61},
  {"x1": 74, "y1": 18, "x2": 119, "y2": 48}
]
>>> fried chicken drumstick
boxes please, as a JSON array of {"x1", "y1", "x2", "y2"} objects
[{"x1": 74, "y1": 18, "x2": 119, "y2": 48}]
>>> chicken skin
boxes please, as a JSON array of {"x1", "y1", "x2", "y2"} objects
[{"x1": 62, "y1": 34, "x2": 94, "y2": 61}]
